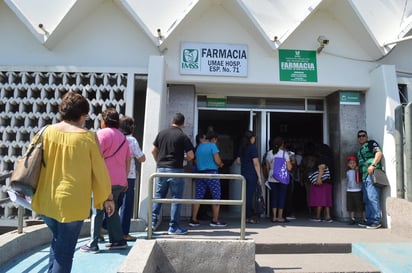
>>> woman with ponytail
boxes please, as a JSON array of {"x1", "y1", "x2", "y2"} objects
[
  {"x1": 265, "y1": 137, "x2": 292, "y2": 223},
  {"x1": 236, "y1": 130, "x2": 263, "y2": 224}
]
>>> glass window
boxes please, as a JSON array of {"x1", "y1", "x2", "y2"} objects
[
  {"x1": 307, "y1": 99, "x2": 324, "y2": 111},
  {"x1": 198, "y1": 95, "x2": 323, "y2": 111}
]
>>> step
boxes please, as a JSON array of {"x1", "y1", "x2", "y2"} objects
[
  {"x1": 255, "y1": 253, "x2": 381, "y2": 273},
  {"x1": 256, "y1": 243, "x2": 351, "y2": 254}
]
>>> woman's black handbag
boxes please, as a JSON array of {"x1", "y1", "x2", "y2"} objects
[{"x1": 254, "y1": 186, "x2": 266, "y2": 215}]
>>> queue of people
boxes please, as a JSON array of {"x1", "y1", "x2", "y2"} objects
[
  {"x1": 26, "y1": 91, "x2": 384, "y2": 272},
  {"x1": 260, "y1": 131, "x2": 383, "y2": 230}
]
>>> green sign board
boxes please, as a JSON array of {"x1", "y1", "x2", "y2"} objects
[
  {"x1": 207, "y1": 97, "x2": 227, "y2": 108},
  {"x1": 340, "y1": 92, "x2": 360, "y2": 105},
  {"x1": 279, "y1": 49, "x2": 317, "y2": 82}
]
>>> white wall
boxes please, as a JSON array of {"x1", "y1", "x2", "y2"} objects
[
  {"x1": 162, "y1": 5, "x2": 376, "y2": 94},
  {"x1": 0, "y1": 1, "x2": 159, "y2": 68},
  {"x1": 381, "y1": 39, "x2": 412, "y2": 75},
  {"x1": 367, "y1": 65, "x2": 400, "y2": 226}
]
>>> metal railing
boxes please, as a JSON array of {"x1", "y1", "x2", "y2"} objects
[
  {"x1": 0, "y1": 172, "x2": 25, "y2": 234},
  {"x1": 147, "y1": 172, "x2": 246, "y2": 240}
]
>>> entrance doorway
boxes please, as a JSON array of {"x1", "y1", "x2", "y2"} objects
[
  {"x1": 268, "y1": 112, "x2": 323, "y2": 149},
  {"x1": 197, "y1": 109, "x2": 324, "y2": 217}
]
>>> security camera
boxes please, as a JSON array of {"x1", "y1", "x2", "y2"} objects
[{"x1": 317, "y1": 36, "x2": 329, "y2": 45}]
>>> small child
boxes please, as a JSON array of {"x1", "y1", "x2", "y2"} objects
[{"x1": 346, "y1": 156, "x2": 365, "y2": 225}]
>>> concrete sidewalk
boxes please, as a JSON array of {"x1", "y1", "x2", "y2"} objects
[
  {"x1": 1, "y1": 215, "x2": 411, "y2": 273},
  {"x1": 170, "y1": 215, "x2": 412, "y2": 273}
]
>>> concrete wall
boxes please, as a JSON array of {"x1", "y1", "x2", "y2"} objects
[
  {"x1": 327, "y1": 91, "x2": 366, "y2": 220},
  {"x1": 139, "y1": 83, "x2": 196, "y2": 222},
  {"x1": 118, "y1": 239, "x2": 256, "y2": 273},
  {"x1": 159, "y1": 85, "x2": 196, "y2": 219},
  {"x1": 387, "y1": 197, "x2": 412, "y2": 239}
]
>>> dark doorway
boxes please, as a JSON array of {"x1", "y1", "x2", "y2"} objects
[
  {"x1": 197, "y1": 110, "x2": 324, "y2": 217},
  {"x1": 197, "y1": 110, "x2": 249, "y2": 205},
  {"x1": 269, "y1": 112, "x2": 323, "y2": 217},
  {"x1": 269, "y1": 112, "x2": 323, "y2": 149}
]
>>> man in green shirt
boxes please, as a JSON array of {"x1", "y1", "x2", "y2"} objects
[{"x1": 356, "y1": 130, "x2": 383, "y2": 229}]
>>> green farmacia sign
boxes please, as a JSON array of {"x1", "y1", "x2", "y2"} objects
[{"x1": 279, "y1": 49, "x2": 317, "y2": 82}]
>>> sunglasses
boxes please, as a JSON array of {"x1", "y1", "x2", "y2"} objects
[{"x1": 357, "y1": 134, "x2": 367, "y2": 138}]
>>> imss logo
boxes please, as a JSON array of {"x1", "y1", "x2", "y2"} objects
[{"x1": 181, "y1": 49, "x2": 199, "y2": 69}]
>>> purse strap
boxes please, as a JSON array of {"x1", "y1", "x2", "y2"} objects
[
  {"x1": 35, "y1": 125, "x2": 49, "y2": 142},
  {"x1": 104, "y1": 137, "x2": 127, "y2": 160},
  {"x1": 26, "y1": 125, "x2": 49, "y2": 154}
]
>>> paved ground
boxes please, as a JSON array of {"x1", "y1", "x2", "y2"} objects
[{"x1": 1, "y1": 215, "x2": 411, "y2": 273}]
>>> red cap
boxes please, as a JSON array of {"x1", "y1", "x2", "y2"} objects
[{"x1": 347, "y1": 156, "x2": 357, "y2": 162}]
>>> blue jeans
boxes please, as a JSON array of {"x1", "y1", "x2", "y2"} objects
[
  {"x1": 244, "y1": 174, "x2": 258, "y2": 219},
  {"x1": 362, "y1": 175, "x2": 382, "y2": 225},
  {"x1": 152, "y1": 168, "x2": 185, "y2": 228},
  {"x1": 41, "y1": 215, "x2": 83, "y2": 273},
  {"x1": 119, "y1": 178, "x2": 136, "y2": 235}
]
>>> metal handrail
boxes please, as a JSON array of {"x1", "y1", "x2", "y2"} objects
[
  {"x1": 147, "y1": 172, "x2": 246, "y2": 240},
  {"x1": 0, "y1": 172, "x2": 24, "y2": 234}
]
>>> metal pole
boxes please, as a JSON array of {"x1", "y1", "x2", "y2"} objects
[
  {"x1": 394, "y1": 105, "x2": 405, "y2": 198},
  {"x1": 17, "y1": 206, "x2": 24, "y2": 233},
  {"x1": 147, "y1": 174, "x2": 154, "y2": 239},
  {"x1": 240, "y1": 175, "x2": 246, "y2": 240}
]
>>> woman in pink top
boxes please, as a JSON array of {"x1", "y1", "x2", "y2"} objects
[{"x1": 81, "y1": 108, "x2": 131, "y2": 252}]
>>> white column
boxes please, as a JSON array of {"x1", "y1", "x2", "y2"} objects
[
  {"x1": 367, "y1": 64, "x2": 400, "y2": 227},
  {"x1": 124, "y1": 73, "x2": 135, "y2": 116},
  {"x1": 138, "y1": 56, "x2": 167, "y2": 223}
]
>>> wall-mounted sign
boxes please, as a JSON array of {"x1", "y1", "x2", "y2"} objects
[
  {"x1": 279, "y1": 49, "x2": 317, "y2": 82},
  {"x1": 180, "y1": 42, "x2": 248, "y2": 77},
  {"x1": 207, "y1": 97, "x2": 227, "y2": 108},
  {"x1": 340, "y1": 92, "x2": 360, "y2": 105}
]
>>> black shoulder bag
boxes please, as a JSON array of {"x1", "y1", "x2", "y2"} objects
[
  {"x1": 104, "y1": 137, "x2": 127, "y2": 160},
  {"x1": 359, "y1": 152, "x2": 389, "y2": 188}
]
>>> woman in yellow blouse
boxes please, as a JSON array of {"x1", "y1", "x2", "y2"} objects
[{"x1": 31, "y1": 92, "x2": 114, "y2": 273}]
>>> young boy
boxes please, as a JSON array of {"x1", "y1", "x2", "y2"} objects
[{"x1": 346, "y1": 156, "x2": 366, "y2": 225}]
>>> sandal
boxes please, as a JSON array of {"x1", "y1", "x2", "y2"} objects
[{"x1": 246, "y1": 218, "x2": 256, "y2": 224}]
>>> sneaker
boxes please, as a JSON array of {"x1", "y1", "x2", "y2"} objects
[
  {"x1": 168, "y1": 226, "x2": 188, "y2": 235},
  {"x1": 286, "y1": 216, "x2": 296, "y2": 220},
  {"x1": 210, "y1": 220, "x2": 227, "y2": 227},
  {"x1": 358, "y1": 220, "x2": 367, "y2": 227},
  {"x1": 106, "y1": 240, "x2": 127, "y2": 250},
  {"x1": 310, "y1": 218, "x2": 321, "y2": 222},
  {"x1": 366, "y1": 223, "x2": 382, "y2": 229},
  {"x1": 323, "y1": 218, "x2": 333, "y2": 223},
  {"x1": 188, "y1": 220, "x2": 200, "y2": 227},
  {"x1": 144, "y1": 221, "x2": 158, "y2": 232},
  {"x1": 80, "y1": 244, "x2": 99, "y2": 254}
]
